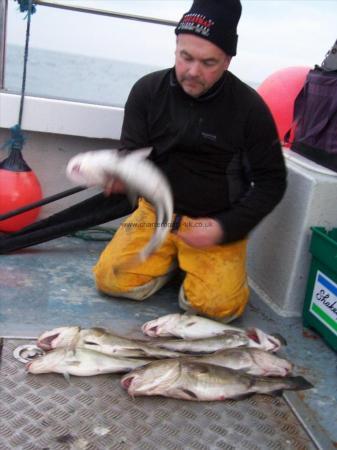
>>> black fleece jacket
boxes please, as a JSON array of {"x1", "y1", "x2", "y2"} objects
[{"x1": 120, "y1": 68, "x2": 287, "y2": 244}]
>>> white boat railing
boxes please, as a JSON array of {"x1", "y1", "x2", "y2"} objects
[
  {"x1": 0, "y1": 0, "x2": 177, "y2": 91},
  {"x1": 34, "y1": 0, "x2": 178, "y2": 27},
  {"x1": 0, "y1": 0, "x2": 178, "y2": 138}
]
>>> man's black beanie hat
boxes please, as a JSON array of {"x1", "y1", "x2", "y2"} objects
[{"x1": 175, "y1": 0, "x2": 242, "y2": 56}]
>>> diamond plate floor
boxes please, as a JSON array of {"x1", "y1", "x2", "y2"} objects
[
  {"x1": 0, "y1": 237, "x2": 336, "y2": 449},
  {"x1": 0, "y1": 339, "x2": 316, "y2": 450}
]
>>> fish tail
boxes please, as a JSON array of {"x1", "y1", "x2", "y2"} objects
[
  {"x1": 137, "y1": 205, "x2": 168, "y2": 261},
  {"x1": 284, "y1": 376, "x2": 313, "y2": 391},
  {"x1": 254, "y1": 375, "x2": 313, "y2": 395}
]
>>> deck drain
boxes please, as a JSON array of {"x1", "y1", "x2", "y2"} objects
[{"x1": 13, "y1": 344, "x2": 44, "y2": 363}]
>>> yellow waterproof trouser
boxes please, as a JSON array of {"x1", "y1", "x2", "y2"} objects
[{"x1": 93, "y1": 199, "x2": 249, "y2": 320}]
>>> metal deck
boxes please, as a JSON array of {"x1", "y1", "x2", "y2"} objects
[
  {"x1": 1, "y1": 339, "x2": 315, "y2": 450},
  {"x1": 0, "y1": 236, "x2": 336, "y2": 449}
]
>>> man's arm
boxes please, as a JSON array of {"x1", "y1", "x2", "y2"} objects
[
  {"x1": 213, "y1": 99, "x2": 287, "y2": 244},
  {"x1": 120, "y1": 77, "x2": 151, "y2": 150},
  {"x1": 178, "y1": 99, "x2": 287, "y2": 247}
]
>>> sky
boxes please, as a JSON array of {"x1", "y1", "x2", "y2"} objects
[{"x1": 5, "y1": 0, "x2": 337, "y2": 84}]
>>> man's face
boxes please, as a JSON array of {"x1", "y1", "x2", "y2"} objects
[{"x1": 175, "y1": 34, "x2": 232, "y2": 98}]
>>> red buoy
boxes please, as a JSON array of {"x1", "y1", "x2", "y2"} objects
[
  {"x1": 257, "y1": 67, "x2": 310, "y2": 146},
  {"x1": 0, "y1": 150, "x2": 42, "y2": 233}
]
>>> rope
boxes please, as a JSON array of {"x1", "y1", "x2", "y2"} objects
[
  {"x1": 69, "y1": 227, "x2": 116, "y2": 241},
  {"x1": 1, "y1": 125, "x2": 26, "y2": 151},
  {"x1": 16, "y1": 0, "x2": 36, "y2": 15},
  {"x1": 18, "y1": 0, "x2": 34, "y2": 128},
  {"x1": 3, "y1": 0, "x2": 36, "y2": 152}
]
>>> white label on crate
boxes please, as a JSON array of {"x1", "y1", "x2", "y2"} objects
[{"x1": 310, "y1": 270, "x2": 337, "y2": 336}]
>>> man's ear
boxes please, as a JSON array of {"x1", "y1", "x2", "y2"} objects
[{"x1": 224, "y1": 55, "x2": 232, "y2": 70}]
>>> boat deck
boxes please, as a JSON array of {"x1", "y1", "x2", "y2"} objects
[{"x1": 0, "y1": 236, "x2": 336, "y2": 449}]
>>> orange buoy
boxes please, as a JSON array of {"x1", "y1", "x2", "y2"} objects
[
  {"x1": 0, "y1": 149, "x2": 42, "y2": 233},
  {"x1": 0, "y1": 3, "x2": 42, "y2": 233},
  {"x1": 257, "y1": 67, "x2": 310, "y2": 146}
]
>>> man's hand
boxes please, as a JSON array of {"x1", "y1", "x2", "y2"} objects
[
  {"x1": 104, "y1": 178, "x2": 126, "y2": 196},
  {"x1": 176, "y1": 218, "x2": 224, "y2": 248}
]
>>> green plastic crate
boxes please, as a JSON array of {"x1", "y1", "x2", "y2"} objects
[{"x1": 303, "y1": 227, "x2": 337, "y2": 351}]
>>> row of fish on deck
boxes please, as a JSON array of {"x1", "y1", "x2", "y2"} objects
[{"x1": 21, "y1": 314, "x2": 313, "y2": 402}]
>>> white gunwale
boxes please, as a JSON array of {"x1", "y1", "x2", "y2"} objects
[{"x1": 0, "y1": 92, "x2": 124, "y2": 140}]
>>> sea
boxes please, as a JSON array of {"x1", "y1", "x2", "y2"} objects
[
  {"x1": 5, "y1": 44, "x2": 258, "y2": 108},
  {"x1": 5, "y1": 44, "x2": 161, "y2": 107}
]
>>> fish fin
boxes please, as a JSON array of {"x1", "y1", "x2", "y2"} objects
[
  {"x1": 271, "y1": 333, "x2": 287, "y2": 346},
  {"x1": 270, "y1": 390, "x2": 284, "y2": 397},
  {"x1": 233, "y1": 393, "x2": 255, "y2": 400},
  {"x1": 63, "y1": 372, "x2": 71, "y2": 383},
  {"x1": 90, "y1": 327, "x2": 107, "y2": 334},
  {"x1": 68, "y1": 344, "x2": 78, "y2": 353},
  {"x1": 124, "y1": 147, "x2": 153, "y2": 161},
  {"x1": 179, "y1": 388, "x2": 199, "y2": 400},
  {"x1": 126, "y1": 189, "x2": 138, "y2": 209},
  {"x1": 235, "y1": 368, "x2": 253, "y2": 375}
]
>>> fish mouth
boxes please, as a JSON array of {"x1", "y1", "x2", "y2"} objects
[
  {"x1": 266, "y1": 334, "x2": 287, "y2": 351},
  {"x1": 247, "y1": 329, "x2": 286, "y2": 351},
  {"x1": 283, "y1": 367, "x2": 291, "y2": 376},
  {"x1": 71, "y1": 163, "x2": 81, "y2": 174},
  {"x1": 37, "y1": 333, "x2": 59, "y2": 351},
  {"x1": 246, "y1": 329, "x2": 261, "y2": 345},
  {"x1": 145, "y1": 325, "x2": 158, "y2": 336},
  {"x1": 121, "y1": 376, "x2": 134, "y2": 390},
  {"x1": 267, "y1": 337, "x2": 280, "y2": 351}
]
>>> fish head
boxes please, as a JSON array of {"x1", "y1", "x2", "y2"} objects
[
  {"x1": 250, "y1": 349, "x2": 293, "y2": 376},
  {"x1": 26, "y1": 348, "x2": 67, "y2": 374},
  {"x1": 121, "y1": 359, "x2": 181, "y2": 396},
  {"x1": 246, "y1": 328, "x2": 285, "y2": 352},
  {"x1": 66, "y1": 150, "x2": 118, "y2": 187},
  {"x1": 37, "y1": 326, "x2": 81, "y2": 351},
  {"x1": 141, "y1": 314, "x2": 182, "y2": 337}
]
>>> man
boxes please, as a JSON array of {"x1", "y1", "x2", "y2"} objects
[{"x1": 93, "y1": 0, "x2": 287, "y2": 322}]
